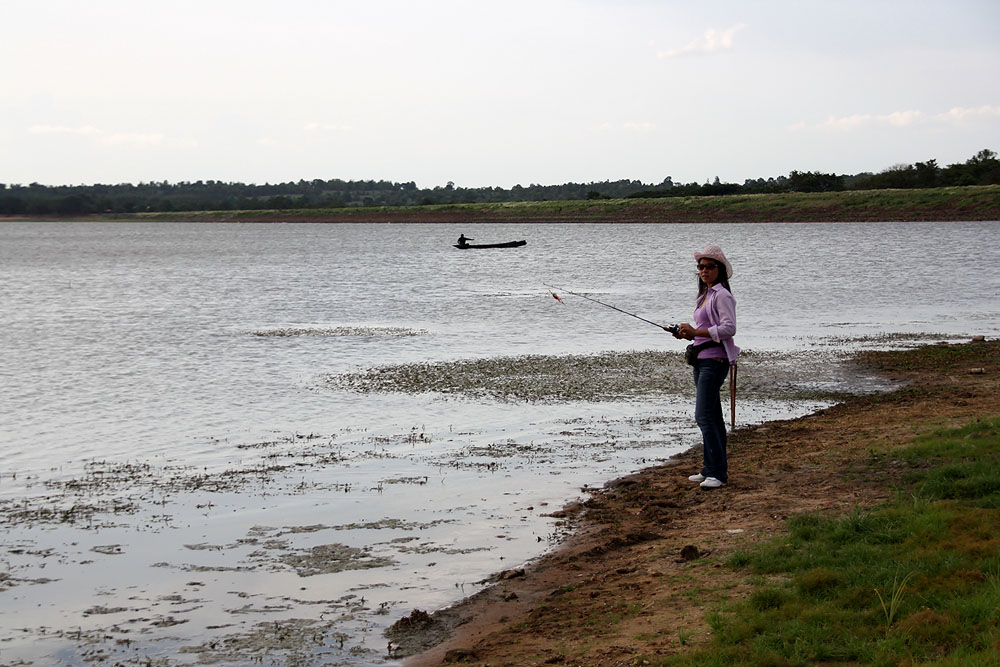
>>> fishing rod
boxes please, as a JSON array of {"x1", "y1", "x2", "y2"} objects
[
  {"x1": 547, "y1": 283, "x2": 736, "y2": 427},
  {"x1": 545, "y1": 283, "x2": 679, "y2": 334}
]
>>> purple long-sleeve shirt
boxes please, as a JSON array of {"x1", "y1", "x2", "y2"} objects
[{"x1": 692, "y1": 284, "x2": 740, "y2": 365}]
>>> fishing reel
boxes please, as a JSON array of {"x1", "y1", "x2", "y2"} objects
[{"x1": 664, "y1": 323, "x2": 680, "y2": 335}]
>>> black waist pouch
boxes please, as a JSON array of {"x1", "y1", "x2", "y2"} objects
[{"x1": 685, "y1": 340, "x2": 723, "y2": 365}]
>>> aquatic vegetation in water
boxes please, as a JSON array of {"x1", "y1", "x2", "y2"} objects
[
  {"x1": 324, "y1": 348, "x2": 899, "y2": 403},
  {"x1": 251, "y1": 326, "x2": 426, "y2": 338},
  {"x1": 325, "y1": 350, "x2": 692, "y2": 402},
  {"x1": 277, "y1": 543, "x2": 397, "y2": 577},
  {"x1": 178, "y1": 616, "x2": 376, "y2": 665},
  {"x1": 796, "y1": 331, "x2": 964, "y2": 347}
]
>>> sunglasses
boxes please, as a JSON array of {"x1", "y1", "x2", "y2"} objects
[{"x1": 696, "y1": 263, "x2": 719, "y2": 271}]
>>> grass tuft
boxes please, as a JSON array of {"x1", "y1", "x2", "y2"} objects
[{"x1": 873, "y1": 569, "x2": 915, "y2": 635}]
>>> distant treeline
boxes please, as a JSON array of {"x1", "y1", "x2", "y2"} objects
[{"x1": 2, "y1": 149, "x2": 997, "y2": 216}]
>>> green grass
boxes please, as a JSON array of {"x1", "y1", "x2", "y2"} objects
[
  {"x1": 642, "y1": 416, "x2": 1000, "y2": 666},
  {"x1": 90, "y1": 184, "x2": 1000, "y2": 223}
]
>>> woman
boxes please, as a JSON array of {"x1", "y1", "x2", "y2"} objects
[{"x1": 670, "y1": 245, "x2": 739, "y2": 489}]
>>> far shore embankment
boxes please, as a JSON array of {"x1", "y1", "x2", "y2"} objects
[{"x1": 5, "y1": 185, "x2": 1000, "y2": 224}]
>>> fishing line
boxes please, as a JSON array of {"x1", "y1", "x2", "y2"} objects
[
  {"x1": 544, "y1": 283, "x2": 678, "y2": 334},
  {"x1": 547, "y1": 283, "x2": 736, "y2": 426}
]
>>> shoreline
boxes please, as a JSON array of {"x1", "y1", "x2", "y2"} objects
[
  {"x1": 1, "y1": 345, "x2": 865, "y2": 665},
  {"x1": 397, "y1": 339, "x2": 998, "y2": 665},
  {"x1": 0, "y1": 339, "x2": 969, "y2": 665}
]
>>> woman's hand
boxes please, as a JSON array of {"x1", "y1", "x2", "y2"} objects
[{"x1": 676, "y1": 323, "x2": 697, "y2": 340}]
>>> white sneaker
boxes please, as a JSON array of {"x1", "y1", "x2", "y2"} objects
[
  {"x1": 688, "y1": 473, "x2": 706, "y2": 482},
  {"x1": 700, "y1": 477, "x2": 725, "y2": 489}
]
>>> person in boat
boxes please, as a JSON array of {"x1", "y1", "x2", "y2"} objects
[
  {"x1": 668, "y1": 245, "x2": 739, "y2": 490},
  {"x1": 457, "y1": 234, "x2": 473, "y2": 246}
]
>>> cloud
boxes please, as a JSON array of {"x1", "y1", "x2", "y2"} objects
[
  {"x1": 27, "y1": 124, "x2": 196, "y2": 149},
  {"x1": 304, "y1": 122, "x2": 352, "y2": 132},
  {"x1": 599, "y1": 121, "x2": 656, "y2": 132},
  {"x1": 796, "y1": 105, "x2": 1000, "y2": 132},
  {"x1": 657, "y1": 24, "x2": 745, "y2": 59},
  {"x1": 935, "y1": 105, "x2": 1000, "y2": 122},
  {"x1": 28, "y1": 124, "x2": 102, "y2": 136},
  {"x1": 100, "y1": 132, "x2": 166, "y2": 147},
  {"x1": 817, "y1": 110, "x2": 926, "y2": 131},
  {"x1": 623, "y1": 122, "x2": 656, "y2": 132}
]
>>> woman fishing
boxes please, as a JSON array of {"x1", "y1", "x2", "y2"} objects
[{"x1": 670, "y1": 245, "x2": 739, "y2": 489}]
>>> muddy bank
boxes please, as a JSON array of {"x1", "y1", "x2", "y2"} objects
[{"x1": 401, "y1": 339, "x2": 999, "y2": 666}]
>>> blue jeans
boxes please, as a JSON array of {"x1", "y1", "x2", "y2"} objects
[{"x1": 693, "y1": 358, "x2": 729, "y2": 483}]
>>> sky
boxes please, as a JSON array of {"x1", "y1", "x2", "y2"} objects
[{"x1": 2, "y1": 0, "x2": 999, "y2": 189}]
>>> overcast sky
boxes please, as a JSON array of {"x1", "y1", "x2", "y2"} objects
[{"x1": 3, "y1": 0, "x2": 999, "y2": 189}]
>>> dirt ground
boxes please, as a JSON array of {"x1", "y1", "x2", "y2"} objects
[{"x1": 395, "y1": 340, "x2": 998, "y2": 666}]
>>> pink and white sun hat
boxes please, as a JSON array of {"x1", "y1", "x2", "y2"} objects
[{"x1": 694, "y1": 245, "x2": 733, "y2": 279}]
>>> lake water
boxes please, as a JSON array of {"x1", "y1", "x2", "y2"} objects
[{"x1": 1, "y1": 220, "x2": 997, "y2": 665}]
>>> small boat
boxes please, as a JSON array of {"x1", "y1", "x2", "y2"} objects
[{"x1": 453, "y1": 240, "x2": 527, "y2": 249}]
